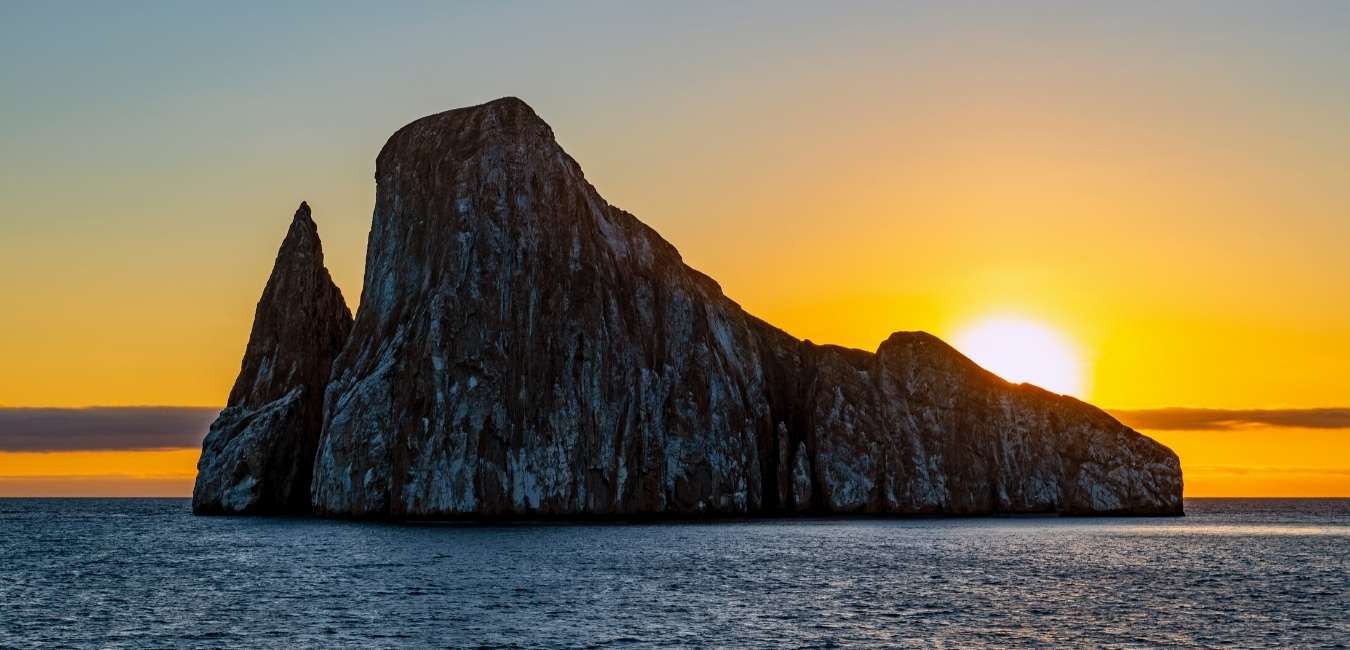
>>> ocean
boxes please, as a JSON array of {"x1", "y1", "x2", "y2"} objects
[{"x1": 1, "y1": 499, "x2": 1346, "y2": 648}]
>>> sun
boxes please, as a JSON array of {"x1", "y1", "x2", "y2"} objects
[{"x1": 950, "y1": 316, "x2": 1086, "y2": 397}]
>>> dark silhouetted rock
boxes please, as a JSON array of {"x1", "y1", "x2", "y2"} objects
[
  {"x1": 193, "y1": 202, "x2": 353, "y2": 514},
  {"x1": 308, "y1": 98, "x2": 1182, "y2": 518}
]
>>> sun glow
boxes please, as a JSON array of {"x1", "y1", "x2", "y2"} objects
[{"x1": 951, "y1": 316, "x2": 1086, "y2": 397}]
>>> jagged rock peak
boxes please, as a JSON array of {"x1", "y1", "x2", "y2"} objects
[
  {"x1": 193, "y1": 202, "x2": 353, "y2": 515},
  {"x1": 226, "y1": 201, "x2": 348, "y2": 406}
]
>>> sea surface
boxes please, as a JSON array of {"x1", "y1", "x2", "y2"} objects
[{"x1": 1, "y1": 499, "x2": 1346, "y2": 648}]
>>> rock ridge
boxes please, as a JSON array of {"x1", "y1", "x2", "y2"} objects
[{"x1": 193, "y1": 202, "x2": 353, "y2": 514}]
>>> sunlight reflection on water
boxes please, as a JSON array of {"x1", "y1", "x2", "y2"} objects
[
  {"x1": 1, "y1": 498, "x2": 1346, "y2": 648},
  {"x1": 1118, "y1": 523, "x2": 1350, "y2": 536}
]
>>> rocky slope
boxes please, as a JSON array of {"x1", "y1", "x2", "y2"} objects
[
  {"x1": 303, "y1": 97, "x2": 1182, "y2": 518},
  {"x1": 193, "y1": 202, "x2": 353, "y2": 514}
]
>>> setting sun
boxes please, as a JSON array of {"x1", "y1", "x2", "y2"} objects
[{"x1": 951, "y1": 317, "x2": 1086, "y2": 398}]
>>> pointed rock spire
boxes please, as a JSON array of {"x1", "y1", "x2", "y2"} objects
[{"x1": 193, "y1": 202, "x2": 352, "y2": 515}]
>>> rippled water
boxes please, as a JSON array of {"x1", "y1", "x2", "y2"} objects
[{"x1": 2, "y1": 499, "x2": 1346, "y2": 648}]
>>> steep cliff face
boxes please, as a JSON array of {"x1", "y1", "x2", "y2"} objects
[
  {"x1": 193, "y1": 203, "x2": 353, "y2": 514},
  {"x1": 309, "y1": 98, "x2": 1182, "y2": 518},
  {"x1": 311, "y1": 99, "x2": 772, "y2": 517}
]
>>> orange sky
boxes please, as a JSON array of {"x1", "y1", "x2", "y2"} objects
[{"x1": 1, "y1": 3, "x2": 1346, "y2": 497}]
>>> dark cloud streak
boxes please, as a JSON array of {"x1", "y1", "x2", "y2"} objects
[
  {"x1": 0, "y1": 407, "x2": 218, "y2": 451},
  {"x1": 1111, "y1": 407, "x2": 1350, "y2": 431},
  {"x1": 2, "y1": 406, "x2": 1348, "y2": 452}
]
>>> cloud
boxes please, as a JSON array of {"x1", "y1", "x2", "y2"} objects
[
  {"x1": 1110, "y1": 407, "x2": 1350, "y2": 431},
  {"x1": 2, "y1": 405, "x2": 1348, "y2": 452},
  {"x1": 0, "y1": 407, "x2": 218, "y2": 451}
]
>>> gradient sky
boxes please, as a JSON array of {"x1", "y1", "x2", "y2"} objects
[{"x1": 2, "y1": 2, "x2": 1347, "y2": 496}]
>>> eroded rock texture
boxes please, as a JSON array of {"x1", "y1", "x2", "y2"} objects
[
  {"x1": 193, "y1": 203, "x2": 353, "y2": 514},
  {"x1": 309, "y1": 98, "x2": 1182, "y2": 518}
]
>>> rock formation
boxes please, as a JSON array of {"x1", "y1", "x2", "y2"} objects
[
  {"x1": 295, "y1": 97, "x2": 1182, "y2": 518},
  {"x1": 193, "y1": 202, "x2": 353, "y2": 514}
]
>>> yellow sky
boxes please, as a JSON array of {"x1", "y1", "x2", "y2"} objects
[
  {"x1": 1, "y1": 4, "x2": 1347, "y2": 497},
  {"x1": 5, "y1": 76, "x2": 1347, "y2": 411},
  {"x1": 0, "y1": 450, "x2": 197, "y2": 497},
  {"x1": 1146, "y1": 428, "x2": 1350, "y2": 498}
]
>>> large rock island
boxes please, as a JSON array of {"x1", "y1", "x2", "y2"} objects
[{"x1": 195, "y1": 97, "x2": 1183, "y2": 518}]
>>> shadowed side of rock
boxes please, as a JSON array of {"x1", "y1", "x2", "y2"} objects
[{"x1": 193, "y1": 203, "x2": 353, "y2": 515}]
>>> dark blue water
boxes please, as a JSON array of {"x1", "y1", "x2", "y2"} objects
[{"x1": 2, "y1": 499, "x2": 1346, "y2": 648}]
